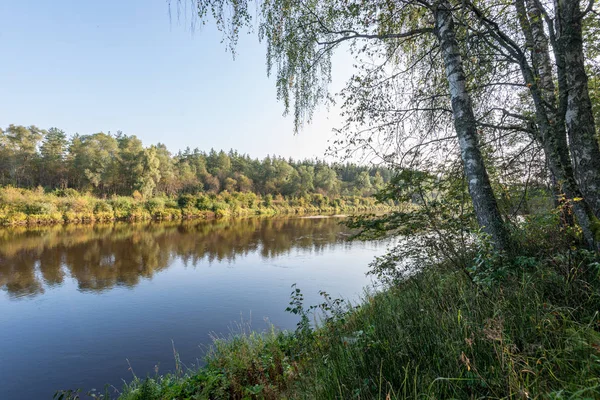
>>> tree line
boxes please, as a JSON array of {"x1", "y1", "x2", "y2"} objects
[{"x1": 0, "y1": 124, "x2": 392, "y2": 198}]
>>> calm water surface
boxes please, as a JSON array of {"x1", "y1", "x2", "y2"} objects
[{"x1": 0, "y1": 217, "x2": 388, "y2": 399}]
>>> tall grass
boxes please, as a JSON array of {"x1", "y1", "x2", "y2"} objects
[
  {"x1": 107, "y1": 247, "x2": 600, "y2": 400},
  {"x1": 297, "y1": 256, "x2": 600, "y2": 399},
  {"x1": 0, "y1": 187, "x2": 394, "y2": 226}
]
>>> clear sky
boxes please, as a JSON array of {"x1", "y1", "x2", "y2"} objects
[{"x1": 0, "y1": 0, "x2": 349, "y2": 160}]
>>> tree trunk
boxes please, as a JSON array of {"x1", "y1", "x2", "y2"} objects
[
  {"x1": 549, "y1": 167, "x2": 575, "y2": 227},
  {"x1": 511, "y1": 0, "x2": 598, "y2": 249},
  {"x1": 434, "y1": 2, "x2": 511, "y2": 252},
  {"x1": 539, "y1": 126, "x2": 596, "y2": 249},
  {"x1": 557, "y1": 0, "x2": 600, "y2": 217}
]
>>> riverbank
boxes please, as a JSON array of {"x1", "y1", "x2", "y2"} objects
[
  {"x1": 88, "y1": 244, "x2": 600, "y2": 399},
  {"x1": 0, "y1": 187, "x2": 395, "y2": 226}
]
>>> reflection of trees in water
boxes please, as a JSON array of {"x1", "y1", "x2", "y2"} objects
[{"x1": 0, "y1": 217, "x2": 354, "y2": 299}]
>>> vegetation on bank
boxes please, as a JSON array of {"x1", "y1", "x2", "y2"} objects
[
  {"x1": 118, "y1": 259, "x2": 599, "y2": 399},
  {"x1": 53, "y1": 212, "x2": 600, "y2": 400},
  {"x1": 0, "y1": 186, "x2": 395, "y2": 226}
]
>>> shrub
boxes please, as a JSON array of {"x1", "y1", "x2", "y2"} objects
[
  {"x1": 244, "y1": 192, "x2": 258, "y2": 208},
  {"x1": 212, "y1": 201, "x2": 230, "y2": 218},
  {"x1": 146, "y1": 197, "x2": 166, "y2": 216},
  {"x1": 132, "y1": 190, "x2": 143, "y2": 201},
  {"x1": 111, "y1": 197, "x2": 136, "y2": 219},
  {"x1": 264, "y1": 194, "x2": 273, "y2": 207},
  {"x1": 162, "y1": 198, "x2": 182, "y2": 220},
  {"x1": 196, "y1": 195, "x2": 213, "y2": 211},
  {"x1": 0, "y1": 187, "x2": 393, "y2": 226},
  {"x1": 1, "y1": 211, "x2": 27, "y2": 225},
  {"x1": 128, "y1": 204, "x2": 151, "y2": 220},
  {"x1": 58, "y1": 197, "x2": 95, "y2": 222},
  {"x1": 164, "y1": 198, "x2": 178, "y2": 209},
  {"x1": 178, "y1": 194, "x2": 197, "y2": 209},
  {"x1": 311, "y1": 193, "x2": 327, "y2": 208},
  {"x1": 94, "y1": 201, "x2": 114, "y2": 221}
]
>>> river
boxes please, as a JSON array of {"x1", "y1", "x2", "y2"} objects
[{"x1": 0, "y1": 216, "x2": 389, "y2": 399}]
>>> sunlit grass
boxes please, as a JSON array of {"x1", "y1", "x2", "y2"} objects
[{"x1": 0, "y1": 186, "x2": 394, "y2": 226}]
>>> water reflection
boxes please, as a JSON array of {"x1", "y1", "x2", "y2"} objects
[{"x1": 0, "y1": 217, "x2": 351, "y2": 299}]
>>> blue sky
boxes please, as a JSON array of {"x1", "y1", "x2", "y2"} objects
[{"x1": 0, "y1": 0, "x2": 349, "y2": 160}]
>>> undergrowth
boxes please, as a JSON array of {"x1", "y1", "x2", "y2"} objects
[
  {"x1": 54, "y1": 208, "x2": 600, "y2": 399},
  {"x1": 55, "y1": 247, "x2": 600, "y2": 399},
  {"x1": 0, "y1": 186, "x2": 393, "y2": 226}
]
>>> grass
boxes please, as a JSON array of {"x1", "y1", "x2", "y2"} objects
[
  {"x1": 0, "y1": 186, "x2": 395, "y2": 226},
  {"x1": 92, "y1": 246, "x2": 600, "y2": 400}
]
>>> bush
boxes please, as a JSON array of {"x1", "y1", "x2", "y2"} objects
[
  {"x1": 0, "y1": 187, "x2": 393, "y2": 226},
  {"x1": 212, "y1": 201, "x2": 230, "y2": 218},
  {"x1": 146, "y1": 197, "x2": 165, "y2": 216},
  {"x1": 196, "y1": 195, "x2": 213, "y2": 211},
  {"x1": 311, "y1": 193, "x2": 327, "y2": 208},
  {"x1": 178, "y1": 194, "x2": 196, "y2": 209},
  {"x1": 1, "y1": 211, "x2": 27, "y2": 225},
  {"x1": 244, "y1": 192, "x2": 258, "y2": 208},
  {"x1": 331, "y1": 197, "x2": 344, "y2": 209},
  {"x1": 164, "y1": 198, "x2": 178, "y2": 209},
  {"x1": 111, "y1": 197, "x2": 136, "y2": 219},
  {"x1": 264, "y1": 194, "x2": 273, "y2": 207},
  {"x1": 24, "y1": 201, "x2": 57, "y2": 216},
  {"x1": 59, "y1": 196, "x2": 95, "y2": 222},
  {"x1": 94, "y1": 201, "x2": 114, "y2": 221}
]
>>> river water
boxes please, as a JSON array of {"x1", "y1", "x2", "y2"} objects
[{"x1": 0, "y1": 216, "x2": 388, "y2": 399}]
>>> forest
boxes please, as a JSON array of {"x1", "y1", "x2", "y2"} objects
[
  {"x1": 0, "y1": 124, "x2": 392, "y2": 198},
  {"x1": 0, "y1": 125, "x2": 395, "y2": 225}
]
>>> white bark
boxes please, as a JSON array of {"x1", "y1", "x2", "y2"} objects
[{"x1": 434, "y1": 1, "x2": 511, "y2": 251}]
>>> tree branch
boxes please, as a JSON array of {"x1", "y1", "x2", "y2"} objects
[{"x1": 316, "y1": 28, "x2": 434, "y2": 46}]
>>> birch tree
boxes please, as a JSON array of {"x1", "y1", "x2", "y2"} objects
[
  {"x1": 175, "y1": 0, "x2": 512, "y2": 250},
  {"x1": 463, "y1": 0, "x2": 600, "y2": 248},
  {"x1": 557, "y1": 0, "x2": 600, "y2": 216}
]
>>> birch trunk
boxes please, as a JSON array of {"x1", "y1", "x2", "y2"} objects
[
  {"x1": 512, "y1": 0, "x2": 598, "y2": 249},
  {"x1": 557, "y1": 0, "x2": 600, "y2": 217},
  {"x1": 434, "y1": 2, "x2": 511, "y2": 252}
]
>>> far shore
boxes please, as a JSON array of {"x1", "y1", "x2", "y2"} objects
[{"x1": 0, "y1": 187, "x2": 398, "y2": 228}]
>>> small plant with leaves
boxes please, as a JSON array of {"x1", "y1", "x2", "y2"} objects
[{"x1": 467, "y1": 231, "x2": 508, "y2": 287}]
